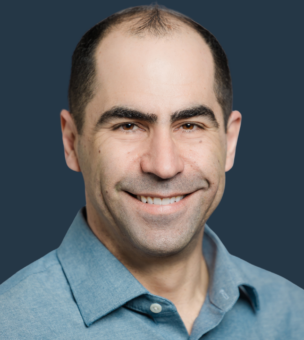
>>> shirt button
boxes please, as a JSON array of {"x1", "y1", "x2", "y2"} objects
[{"x1": 150, "y1": 303, "x2": 162, "y2": 313}]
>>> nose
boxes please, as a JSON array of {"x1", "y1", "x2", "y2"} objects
[{"x1": 140, "y1": 129, "x2": 184, "y2": 179}]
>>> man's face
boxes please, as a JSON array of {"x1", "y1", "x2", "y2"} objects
[{"x1": 69, "y1": 27, "x2": 240, "y2": 257}]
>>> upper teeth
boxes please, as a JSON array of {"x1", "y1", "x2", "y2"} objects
[{"x1": 136, "y1": 195, "x2": 185, "y2": 205}]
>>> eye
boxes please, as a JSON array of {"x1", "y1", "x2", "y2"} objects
[
  {"x1": 112, "y1": 122, "x2": 144, "y2": 133},
  {"x1": 182, "y1": 123, "x2": 195, "y2": 130},
  {"x1": 121, "y1": 123, "x2": 137, "y2": 130}
]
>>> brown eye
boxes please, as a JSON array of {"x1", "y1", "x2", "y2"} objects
[
  {"x1": 122, "y1": 123, "x2": 135, "y2": 130},
  {"x1": 182, "y1": 123, "x2": 195, "y2": 130}
]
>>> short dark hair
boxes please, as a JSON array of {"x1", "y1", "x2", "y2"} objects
[{"x1": 68, "y1": 5, "x2": 233, "y2": 135}]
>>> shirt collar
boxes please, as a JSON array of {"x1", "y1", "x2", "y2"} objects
[
  {"x1": 57, "y1": 207, "x2": 260, "y2": 327},
  {"x1": 203, "y1": 225, "x2": 260, "y2": 313},
  {"x1": 57, "y1": 207, "x2": 148, "y2": 326}
]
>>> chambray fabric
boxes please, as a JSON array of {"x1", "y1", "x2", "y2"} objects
[{"x1": 1, "y1": 207, "x2": 304, "y2": 339}]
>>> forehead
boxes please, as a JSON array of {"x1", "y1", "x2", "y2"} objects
[{"x1": 92, "y1": 26, "x2": 220, "y2": 120}]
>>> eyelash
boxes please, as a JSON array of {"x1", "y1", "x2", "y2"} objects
[
  {"x1": 113, "y1": 123, "x2": 141, "y2": 132},
  {"x1": 179, "y1": 123, "x2": 203, "y2": 132},
  {"x1": 113, "y1": 123, "x2": 204, "y2": 132}
]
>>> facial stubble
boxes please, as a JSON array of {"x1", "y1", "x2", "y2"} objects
[{"x1": 102, "y1": 173, "x2": 218, "y2": 258}]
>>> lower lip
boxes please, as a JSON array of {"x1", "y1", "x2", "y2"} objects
[{"x1": 125, "y1": 192, "x2": 192, "y2": 215}]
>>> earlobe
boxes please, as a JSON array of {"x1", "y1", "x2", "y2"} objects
[
  {"x1": 60, "y1": 109, "x2": 81, "y2": 172},
  {"x1": 225, "y1": 110, "x2": 242, "y2": 172}
]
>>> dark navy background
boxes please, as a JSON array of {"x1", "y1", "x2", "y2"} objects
[{"x1": 1, "y1": 0, "x2": 303, "y2": 288}]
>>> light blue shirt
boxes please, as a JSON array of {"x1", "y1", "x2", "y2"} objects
[{"x1": 1, "y1": 207, "x2": 304, "y2": 339}]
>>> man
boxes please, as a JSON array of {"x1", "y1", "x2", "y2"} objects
[{"x1": 0, "y1": 4, "x2": 303, "y2": 339}]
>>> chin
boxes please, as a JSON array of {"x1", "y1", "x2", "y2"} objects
[
  {"x1": 127, "y1": 227, "x2": 200, "y2": 258},
  {"x1": 112, "y1": 197, "x2": 206, "y2": 257},
  {"x1": 132, "y1": 242, "x2": 186, "y2": 258}
]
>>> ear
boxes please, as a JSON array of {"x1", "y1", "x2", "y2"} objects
[
  {"x1": 60, "y1": 109, "x2": 81, "y2": 172},
  {"x1": 225, "y1": 110, "x2": 242, "y2": 172}
]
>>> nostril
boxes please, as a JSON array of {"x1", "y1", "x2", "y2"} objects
[{"x1": 140, "y1": 147, "x2": 184, "y2": 179}]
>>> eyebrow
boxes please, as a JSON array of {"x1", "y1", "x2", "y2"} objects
[
  {"x1": 171, "y1": 105, "x2": 219, "y2": 128},
  {"x1": 94, "y1": 106, "x2": 157, "y2": 132},
  {"x1": 94, "y1": 104, "x2": 219, "y2": 132}
]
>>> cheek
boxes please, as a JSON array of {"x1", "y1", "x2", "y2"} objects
[
  {"x1": 93, "y1": 137, "x2": 141, "y2": 188},
  {"x1": 189, "y1": 139, "x2": 226, "y2": 211},
  {"x1": 181, "y1": 137, "x2": 225, "y2": 177}
]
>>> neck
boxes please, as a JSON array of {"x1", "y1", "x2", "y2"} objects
[
  {"x1": 86, "y1": 206, "x2": 209, "y2": 335},
  {"x1": 128, "y1": 242, "x2": 209, "y2": 335},
  {"x1": 123, "y1": 232, "x2": 209, "y2": 306}
]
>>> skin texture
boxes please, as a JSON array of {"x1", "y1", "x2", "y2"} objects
[{"x1": 61, "y1": 24, "x2": 242, "y2": 334}]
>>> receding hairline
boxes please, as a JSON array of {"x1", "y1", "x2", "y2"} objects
[
  {"x1": 94, "y1": 14, "x2": 209, "y2": 58},
  {"x1": 68, "y1": 5, "x2": 233, "y2": 135},
  {"x1": 98, "y1": 9, "x2": 188, "y2": 40},
  {"x1": 90, "y1": 15, "x2": 217, "y2": 108}
]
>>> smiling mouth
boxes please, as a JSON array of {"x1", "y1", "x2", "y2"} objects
[{"x1": 127, "y1": 193, "x2": 187, "y2": 205}]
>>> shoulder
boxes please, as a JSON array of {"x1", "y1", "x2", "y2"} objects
[
  {"x1": 0, "y1": 250, "x2": 73, "y2": 338},
  {"x1": 0, "y1": 250, "x2": 61, "y2": 298}
]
